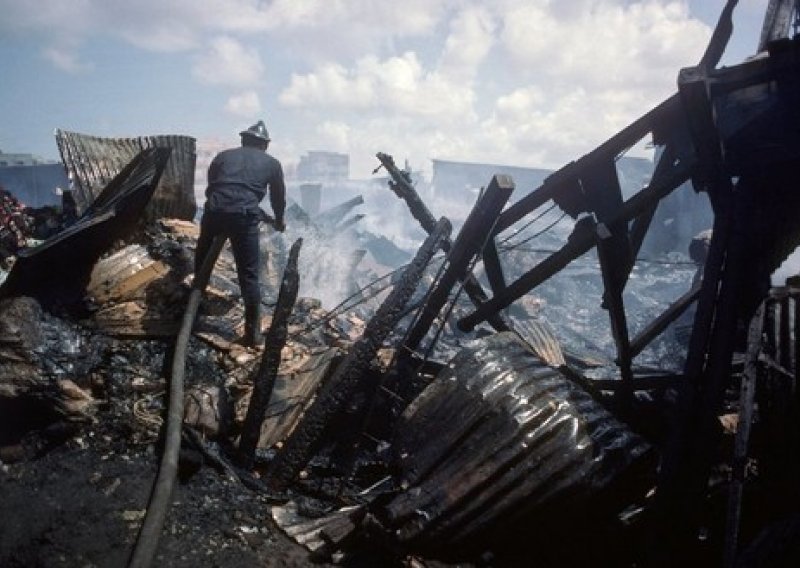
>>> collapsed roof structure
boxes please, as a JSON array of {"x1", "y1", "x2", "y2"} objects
[{"x1": 2, "y1": 1, "x2": 800, "y2": 566}]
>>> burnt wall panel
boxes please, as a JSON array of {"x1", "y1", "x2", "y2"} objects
[{"x1": 55, "y1": 130, "x2": 197, "y2": 221}]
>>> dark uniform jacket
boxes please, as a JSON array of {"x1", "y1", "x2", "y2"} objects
[{"x1": 204, "y1": 146, "x2": 286, "y2": 221}]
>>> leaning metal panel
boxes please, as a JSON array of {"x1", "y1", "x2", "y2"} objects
[{"x1": 55, "y1": 129, "x2": 197, "y2": 221}]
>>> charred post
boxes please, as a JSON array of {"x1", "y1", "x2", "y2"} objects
[
  {"x1": 403, "y1": 174, "x2": 514, "y2": 352},
  {"x1": 376, "y1": 152, "x2": 509, "y2": 333},
  {"x1": 238, "y1": 238, "x2": 303, "y2": 468},
  {"x1": 266, "y1": 218, "x2": 452, "y2": 491}
]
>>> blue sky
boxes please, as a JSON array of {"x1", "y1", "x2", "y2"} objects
[{"x1": 0, "y1": 1, "x2": 772, "y2": 178}]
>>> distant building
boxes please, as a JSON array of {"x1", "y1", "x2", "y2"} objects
[
  {"x1": 431, "y1": 158, "x2": 551, "y2": 201},
  {"x1": 0, "y1": 150, "x2": 67, "y2": 208},
  {"x1": 0, "y1": 150, "x2": 58, "y2": 167},
  {"x1": 295, "y1": 151, "x2": 349, "y2": 182}
]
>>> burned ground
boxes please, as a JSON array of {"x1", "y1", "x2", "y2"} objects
[{"x1": 4, "y1": 12, "x2": 800, "y2": 566}]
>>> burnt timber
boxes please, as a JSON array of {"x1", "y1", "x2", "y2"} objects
[
  {"x1": 3, "y1": 3, "x2": 800, "y2": 567},
  {"x1": 372, "y1": 3, "x2": 800, "y2": 564}
]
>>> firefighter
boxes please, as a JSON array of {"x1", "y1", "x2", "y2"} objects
[{"x1": 195, "y1": 120, "x2": 286, "y2": 347}]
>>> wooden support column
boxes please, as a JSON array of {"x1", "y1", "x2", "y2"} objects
[
  {"x1": 629, "y1": 282, "x2": 702, "y2": 358},
  {"x1": 482, "y1": 239, "x2": 506, "y2": 296},
  {"x1": 238, "y1": 238, "x2": 303, "y2": 468},
  {"x1": 404, "y1": 175, "x2": 515, "y2": 352},
  {"x1": 723, "y1": 302, "x2": 765, "y2": 568},
  {"x1": 376, "y1": 152, "x2": 509, "y2": 332},
  {"x1": 581, "y1": 156, "x2": 635, "y2": 402},
  {"x1": 597, "y1": 225, "x2": 635, "y2": 403},
  {"x1": 651, "y1": 174, "x2": 737, "y2": 561},
  {"x1": 266, "y1": 219, "x2": 452, "y2": 491}
]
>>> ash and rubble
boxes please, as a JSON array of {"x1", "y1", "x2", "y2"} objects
[
  {"x1": 4, "y1": 7, "x2": 800, "y2": 565},
  {"x1": 0, "y1": 139, "x2": 682, "y2": 567},
  {"x1": 0, "y1": 144, "x2": 697, "y2": 567}
]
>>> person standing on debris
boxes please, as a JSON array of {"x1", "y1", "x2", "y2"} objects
[{"x1": 195, "y1": 120, "x2": 286, "y2": 347}]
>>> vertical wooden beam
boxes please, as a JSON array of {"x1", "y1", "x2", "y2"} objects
[
  {"x1": 481, "y1": 239, "x2": 506, "y2": 295},
  {"x1": 238, "y1": 238, "x2": 303, "y2": 468},
  {"x1": 404, "y1": 175, "x2": 514, "y2": 352},
  {"x1": 266, "y1": 219, "x2": 452, "y2": 491},
  {"x1": 723, "y1": 302, "x2": 765, "y2": 568},
  {"x1": 596, "y1": 226, "x2": 635, "y2": 404},
  {"x1": 376, "y1": 152, "x2": 509, "y2": 332},
  {"x1": 583, "y1": 157, "x2": 634, "y2": 404}
]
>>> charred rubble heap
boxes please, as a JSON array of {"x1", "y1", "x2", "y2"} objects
[{"x1": 3, "y1": 2, "x2": 800, "y2": 567}]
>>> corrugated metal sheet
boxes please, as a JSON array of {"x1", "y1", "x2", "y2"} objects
[
  {"x1": 386, "y1": 332, "x2": 650, "y2": 550},
  {"x1": 513, "y1": 318, "x2": 566, "y2": 367},
  {"x1": 0, "y1": 148, "x2": 171, "y2": 301},
  {"x1": 55, "y1": 129, "x2": 196, "y2": 221}
]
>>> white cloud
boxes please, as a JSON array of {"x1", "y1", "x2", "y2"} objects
[
  {"x1": 42, "y1": 45, "x2": 92, "y2": 74},
  {"x1": 279, "y1": 52, "x2": 475, "y2": 123},
  {"x1": 439, "y1": 5, "x2": 497, "y2": 80},
  {"x1": 3, "y1": 0, "x2": 735, "y2": 180},
  {"x1": 499, "y1": 0, "x2": 708, "y2": 92},
  {"x1": 225, "y1": 90, "x2": 262, "y2": 117},
  {"x1": 192, "y1": 36, "x2": 264, "y2": 87},
  {"x1": 272, "y1": 0, "x2": 717, "y2": 177}
]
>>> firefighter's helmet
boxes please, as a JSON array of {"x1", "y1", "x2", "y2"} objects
[{"x1": 239, "y1": 120, "x2": 271, "y2": 142}]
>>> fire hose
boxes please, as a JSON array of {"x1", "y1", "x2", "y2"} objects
[{"x1": 128, "y1": 235, "x2": 226, "y2": 568}]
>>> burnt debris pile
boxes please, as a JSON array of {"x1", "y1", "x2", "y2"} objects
[{"x1": 4, "y1": 4, "x2": 800, "y2": 567}]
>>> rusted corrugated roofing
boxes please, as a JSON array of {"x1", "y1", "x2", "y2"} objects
[
  {"x1": 386, "y1": 332, "x2": 651, "y2": 551},
  {"x1": 55, "y1": 129, "x2": 197, "y2": 221}
]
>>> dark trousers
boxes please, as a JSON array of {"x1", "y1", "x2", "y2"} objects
[{"x1": 195, "y1": 211, "x2": 261, "y2": 307}]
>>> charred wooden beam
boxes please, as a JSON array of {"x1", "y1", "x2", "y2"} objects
[
  {"x1": 266, "y1": 218, "x2": 452, "y2": 491},
  {"x1": 458, "y1": 141, "x2": 695, "y2": 332},
  {"x1": 596, "y1": 224, "x2": 635, "y2": 404},
  {"x1": 375, "y1": 153, "x2": 438, "y2": 236},
  {"x1": 651, "y1": 175, "x2": 734, "y2": 559},
  {"x1": 628, "y1": 204, "x2": 657, "y2": 262},
  {"x1": 482, "y1": 239, "x2": 506, "y2": 295},
  {"x1": 629, "y1": 281, "x2": 702, "y2": 359},
  {"x1": 375, "y1": 152, "x2": 509, "y2": 332},
  {"x1": 238, "y1": 238, "x2": 303, "y2": 468},
  {"x1": 494, "y1": 94, "x2": 683, "y2": 234},
  {"x1": 759, "y1": 0, "x2": 796, "y2": 51},
  {"x1": 404, "y1": 175, "x2": 514, "y2": 352},
  {"x1": 724, "y1": 301, "x2": 765, "y2": 568},
  {"x1": 648, "y1": 19, "x2": 788, "y2": 550},
  {"x1": 581, "y1": 157, "x2": 635, "y2": 401},
  {"x1": 698, "y1": 0, "x2": 738, "y2": 70}
]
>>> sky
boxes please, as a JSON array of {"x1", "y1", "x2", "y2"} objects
[{"x1": 0, "y1": 0, "x2": 773, "y2": 179}]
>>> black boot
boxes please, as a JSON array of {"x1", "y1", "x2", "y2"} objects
[{"x1": 243, "y1": 302, "x2": 262, "y2": 347}]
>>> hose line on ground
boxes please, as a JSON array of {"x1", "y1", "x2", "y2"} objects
[{"x1": 128, "y1": 235, "x2": 227, "y2": 568}]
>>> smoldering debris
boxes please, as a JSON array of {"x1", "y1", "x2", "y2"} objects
[
  {"x1": 4, "y1": 9, "x2": 800, "y2": 566},
  {"x1": 0, "y1": 146, "x2": 656, "y2": 566}
]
